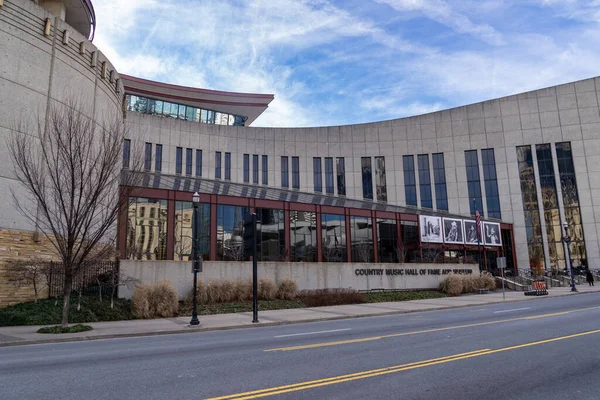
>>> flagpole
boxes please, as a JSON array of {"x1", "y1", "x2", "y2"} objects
[{"x1": 474, "y1": 198, "x2": 483, "y2": 272}]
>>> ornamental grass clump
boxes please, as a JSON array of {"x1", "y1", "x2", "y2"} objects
[
  {"x1": 258, "y1": 279, "x2": 277, "y2": 300},
  {"x1": 131, "y1": 281, "x2": 179, "y2": 319},
  {"x1": 276, "y1": 279, "x2": 298, "y2": 300},
  {"x1": 438, "y1": 273, "x2": 464, "y2": 296}
]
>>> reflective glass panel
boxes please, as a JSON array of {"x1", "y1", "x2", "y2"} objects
[
  {"x1": 418, "y1": 154, "x2": 432, "y2": 208},
  {"x1": 174, "y1": 201, "x2": 210, "y2": 261},
  {"x1": 217, "y1": 205, "x2": 249, "y2": 261},
  {"x1": 313, "y1": 158, "x2": 322, "y2": 193},
  {"x1": 243, "y1": 154, "x2": 250, "y2": 183},
  {"x1": 361, "y1": 157, "x2": 373, "y2": 200},
  {"x1": 465, "y1": 150, "x2": 483, "y2": 215},
  {"x1": 290, "y1": 211, "x2": 317, "y2": 262},
  {"x1": 336, "y1": 157, "x2": 346, "y2": 196},
  {"x1": 322, "y1": 214, "x2": 347, "y2": 262},
  {"x1": 325, "y1": 157, "x2": 334, "y2": 194},
  {"x1": 375, "y1": 156, "x2": 387, "y2": 202},
  {"x1": 403, "y1": 155, "x2": 417, "y2": 206},
  {"x1": 126, "y1": 198, "x2": 168, "y2": 260},
  {"x1": 432, "y1": 153, "x2": 448, "y2": 211},
  {"x1": 378, "y1": 219, "x2": 398, "y2": 263},
  {"x1": 256, "y1": 208, "x2": 285, "y2": 261},
  {"x1": 351, "y1": 216, "x2": 373, "y2": 262}
]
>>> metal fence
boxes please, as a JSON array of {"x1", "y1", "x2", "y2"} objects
[{"x1": 47, "y1": 261, "x2": 119, "y2": 298}]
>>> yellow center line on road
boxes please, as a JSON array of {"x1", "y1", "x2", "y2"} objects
[
  {"x1": 264, "y1": 305, "x2": 600, "y2": 352},
  {"x1": 209, "y1": 329, "x2": 600, "y2": 400}
]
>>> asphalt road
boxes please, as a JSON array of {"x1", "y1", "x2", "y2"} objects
[{"x1": 2, "y1": 294, "x2": 600, "y2": 400}]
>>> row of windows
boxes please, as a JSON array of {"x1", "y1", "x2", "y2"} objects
[
  {"x1": 281, "y1": 156, "x2": 300, "y2": 189},
  {"x1": 125, "y1": 95, "x2": 246, "y2": 126},
  {"x1": 360, "y1": 157, "x2": 387, "y2": 202},
  {"x1": 465, "y1": 149, "x2": 501, "y2": 219},
  {"x1": 243, "y1": 154, "x2": 269, "y2": 185},
  {"x1": 313, "y1": 157, "x2": 346, "y2": 195},
  {"x1": 402, "y1": 154, "x2": 448, "y2": 211}
]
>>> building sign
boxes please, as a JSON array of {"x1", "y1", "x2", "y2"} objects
[{"x1": 354, "y1": 268, "x2": 474, "y2": 276}]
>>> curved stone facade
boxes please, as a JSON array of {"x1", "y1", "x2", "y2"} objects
[{"x1": 0, "y1": 0, "x2": 123, "y2": 232}]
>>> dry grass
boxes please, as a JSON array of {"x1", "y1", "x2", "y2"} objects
[
  {"x1": 439, "y1": 272, "x2": 497, "y2": 296},
  {"x1": 258, "y1": 279, "x2": 277, "y2": 300},
  {"x1": 131, "y1": 281, "x2": 179, "y2": 319},
  {"x1": 277, "y1": 279, "x2": 298, "y2": 300},
  {"x1": 234, "y1": 280, "x2": 253, "y2": 302}
]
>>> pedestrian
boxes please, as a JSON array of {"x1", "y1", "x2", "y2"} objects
[{"x1": 586, "y1": 269, "x2": 594, "y2": 286}]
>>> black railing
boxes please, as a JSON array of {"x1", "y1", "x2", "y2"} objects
[{"x1": 48, "y1": 261, "x2": 119, "y2": 298}]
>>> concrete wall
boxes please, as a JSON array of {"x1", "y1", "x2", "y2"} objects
[
  {"x1": 119, "y1": 260, "x2": 479, "y2": 300},
  {"x1": 0, "y1": 0, "x2": 124, "y2": 232}
]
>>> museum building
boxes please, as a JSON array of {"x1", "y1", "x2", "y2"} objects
[{"x1": 2, "y1": 0, "x2": 599, "y2": 282}]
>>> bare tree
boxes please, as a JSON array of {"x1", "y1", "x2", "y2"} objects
[
  {"x1": 224, "y1": 241, "x2": 245, "y2": 261},
  {"x1": 9, "y1": 100, "x2": 141, "y2": 327},
  {"x1": 5, "y1": 259, "x2": 51, "y2": 303},
  {"x1": 355, "y1": 244, "x2": 373, "y2": 263},
  {"x1": 109, "y1": 272, "x2": 140, "y2": 309},
  {"x1": 396, "y1": 243, "x2": 408, "y2": 264},
  {"x1": 422, "y1": 248, "x2": 442, "y2": 263}
]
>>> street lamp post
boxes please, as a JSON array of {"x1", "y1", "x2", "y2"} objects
[
  {"x1": 190, "y1": 192, "x2": 201, "y2": 326},
  {"x1": 563, "y1": 221, "x2": 577, "y2": 292}
]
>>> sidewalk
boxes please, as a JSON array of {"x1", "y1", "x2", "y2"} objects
[{"x1": 1, "y1": 285, "x2": 599, "y2": 347}]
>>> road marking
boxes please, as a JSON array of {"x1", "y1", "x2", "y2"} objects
[
  {"x1": 494, "y1": 307, "x2": 531, "y2": 314},
  {"x1": 205, "y1": 349, "x2": 491, "y2": 400},
  {"x1": 211, "y1": 329, "x2": 600, "y2": 400},
  {"x1": 470, "y1": 308, "x2": 488, "y2": 312},
  {"x1": 273, "y1": 329, "x2": 351, "y2": 338},
  {"x1": 264, "y1": 305, "x2": 600, "y2": 352}
]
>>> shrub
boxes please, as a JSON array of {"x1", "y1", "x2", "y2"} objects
[
  {"x1": 298, "y1": 288, "x2": 365, "y2": 307},
  {"x1": 131, "y1": 284, "x2": 152, "y2": 318},
  {"x1": 277, "y1": 279, "x2": 298, "y2": 300},
  {"x1": 438, "y1": 274, "x2": 463, "y2": 296},
  {"x1": 477, "y1": 272, "x2": 497, "y2": 290},
  {"x1": 220, "y1": 280, "x2": 236, "y2": 303},
  {"x1": 258, "y1": 279, "x2": 277, "y2": 300},
  {"x1": 234, "y1": 280, "x2": 253, "y2": 302},
  {"x1": 151, "y1": 281, "x2": 179, "y2": 318},
  {"x1": 131, "y1": 281, "x2": 179, "y2": 319},
  {"x1": 206, "y1": 281, "x2": 223, "y2": 304}
]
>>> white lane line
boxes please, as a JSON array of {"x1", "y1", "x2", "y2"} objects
[
  {"x1": 274, "y1": 328, "x2": 351, "y2": 338},
  {"x1": 494, "y1": 307, "x2": 531, "y2": 314}
]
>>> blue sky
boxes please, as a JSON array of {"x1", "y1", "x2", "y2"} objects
[{"x1": 94, "y1": 0, "x2": 600, "y2": 127}]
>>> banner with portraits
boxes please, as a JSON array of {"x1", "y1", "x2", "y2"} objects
[
  {"x1": 463, "y1": 220, "x2": 479, "y2": 244},
  {"x1": 442, "y1": 218, "x2": 464, "y2": 244},
  {"x1": 483, "y1": 221, "x2": 502, "y2": 246},
  {"x1": 419, "y1": 215, "x2": 443, "y2": 243}
]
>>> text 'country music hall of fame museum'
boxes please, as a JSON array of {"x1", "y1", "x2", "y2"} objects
[{"x1": 2, "y1": 0, "x2": 600, "y2": 298}]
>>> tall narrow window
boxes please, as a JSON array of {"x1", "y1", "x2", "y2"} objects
[
  {"x1": 536, "y1": 144, "x2": 563, "y2": 272},
  {"x1": 262, "y1": 155, "x2": 268, "y2": 185},
  {"x1": 253, "y1": 154, "x2": 259, "y2": 184},
  {"x1": 243, "y1": 154, "x2": 250, "y2": 183},
  {"x1": 195, "y1": 150, "x2": 202, "y2": 177},
  {"x1": 336, "y1": 157, "x2": 346, "y2": 196},
  {"x1": 225, "y1": 152, "x2": 231, "y2": 180},
  {"x1": 186, "y1": 148, "x2": 193, "y2": 175},
  {"x1": 155, "y1": 144, "x2": 162, "y2": 172},
  {"x1": 123, "y1": 139, "x2": 131, "y2": 169},
  {"x1": 281, "y1": 156, "x2": 289, "y2": 188},
  {"x1": 403, "y1": 155, "x2": 417, "y2": 206},
  {"x1": 517, "y1": 145, "x2": 545, "y2": 271},
  {"x1": 432, "y1": 153, "x2": 447, "y2": 211},
  {"x1": 176, "y1": 147, "x2": 183, "y2": 175},
  {"x1": 361, "y1": 157, "x2": 373, "y2": 200},
  {"x1": 324, "y1": 158, "x2": 334, "y2": 194},
  {"x1": 418, "y1": 154, "x2": 432, "y2": 208},
  {"x1": 215, "y1": 151, "x2": 222, "y2": 179},
  {"x1": 292, "y1": 157, "x2": 300, "y2": 189},
  {"x1": 375, "y1": 156, "x2": 387, "y2": 202},
  {"x1": 144, "y1": 142, "x2": 152, "y2": 171},
  {"x1": 482, "y1": 149, "x2": 501, "y2": 219},
  {"x1": 313, "y1": 158, "x2": 322, "y2": 192},
  {"x1": 465, "y1": 150, "x2": 482, "y2": 215},
  {"x1": 556, "y1": 142, "x2": 587, "y2": 268}
]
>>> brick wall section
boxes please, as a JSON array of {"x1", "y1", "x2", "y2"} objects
[{"x1": 0, "y1": 229, "x2": 59, "y2": 308}]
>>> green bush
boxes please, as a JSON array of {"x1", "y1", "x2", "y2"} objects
[{"x1": 37, "y1": 324, "x2": 93, "y2": 334}]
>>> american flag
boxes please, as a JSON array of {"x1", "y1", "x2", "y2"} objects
[{"x1": 475, "y1": 210, "x2": 481, "y2": 238}]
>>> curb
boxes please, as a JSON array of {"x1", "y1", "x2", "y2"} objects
[{"x1": 0, "y1": 290, "x2": 597, "y2": 348}]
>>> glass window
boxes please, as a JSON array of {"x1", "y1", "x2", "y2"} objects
[
  {"x1": 185, "y1": 106, "x2": 196, "y2": 122},
  {"x1": 262, "y1": 155, "x2": 268, "y2": 185},
  {"x1": 432, "y1": 153, "x2": 447, "y2": 211},
  {"x1": 313, "y1": 157, "x2": 322, "y2": 193},
  {"x1": 155, "y1": 144, "x2": 162, "y2": 172},
  {"x1": 174, "y1": 201, "x2": 210, "y2": 261},
  {"x1": 482, "y1": 149, "x2": 501, "y2": 219},
  {"x1": 322, "y1": 213, "x2": 347, "y2": 262},
  {"x1": 225, "y1": 152, "x2": 231, "y2": 180},
  {"x1": 176, "y1": 147, "x2": 183, "y2": 175},
  {"x1": 402, "y1": 221, "x2": 419, "y2": 245},
  {"x1": 195, "y1": 150, "x2": 202, "y2": 177},
  {"x1": 325, "y1": 158, "x2": 334, "y2": 194},
  {"x1": 178, "y1": 104, "x2": 186, "y2": 120},
  {"x1": 378, "y1": 219, "x2": 398, "y2": 263},
  {"x1": 290, "y1": 211, "x2": 317, "y2": 262},
  {"x1": 144, "y1": 142, "x2": 152, "y2": 171},
  {"x1": 536, "y1": 144, "x2": 563, "y2": 272},
  {"x1": 375, "y1": 156, "x2": 387, "y2": 202},
  {"x1": 350, "y1": 216, "x2": 373, "y2": 262},
  {"x1": 123, "y1": 139, "x2": 130, "y2": 169},
  {"x1": 418, "y1": 154, "x2": 432, "y2": 208},
  {"x1": 336, "y1": 157, "x2": 346, "y2": 196},
  {"x1": 234, "y1": 115, "x2": 245, "y2": 126},
  {"x1": 170, "y1": 103, "x2": 179, "y2": 119},
  {"x1": 517, "y1": 145, "x2": 546, "y2": 272},
  {"x1": 253, "y1": 154, "x2": 259, "y2": 184},
  {"x1": 256, "y1": 208, "x2": 285, "y2": 261},
  {"x1": 217, "y1": 205, "x2": 249, "y2": 261},
  {"x1": 403, "y1": 155, "x2": 417, "y2": 206},
  {"x1": 556, "y1": 142, "x2": 587, "y2": 268},
  {"x1": 126, "y1": 198, "x2": 168, "y2": 260},
  {"x1": 186, "y1": 148, "x2": 193, "y2": 175},
  {"x1": 465, "y1": 150, "x2": 483, "y2": 216},
  {"x1": 215, "y1": 151, "x2": 222, "y2": 179},
  {"x1": 361, "y1": 157, "x2": 373, "y2": 200},
  {"x1": 206, "y1": 110, "x2": 215, "y2": 124},
  {"x1": 201, "y1": 109, "x2": 209, "y2": 124},
  {"x1": 281, "y1": 156, "x2": 289, "y2": 188},
  {"x1": 243, "y1": 154, "x2": 250, "y2": 183},
  {"x1": 292, "y1": 157, "x2": 300, "y2": 189}
]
